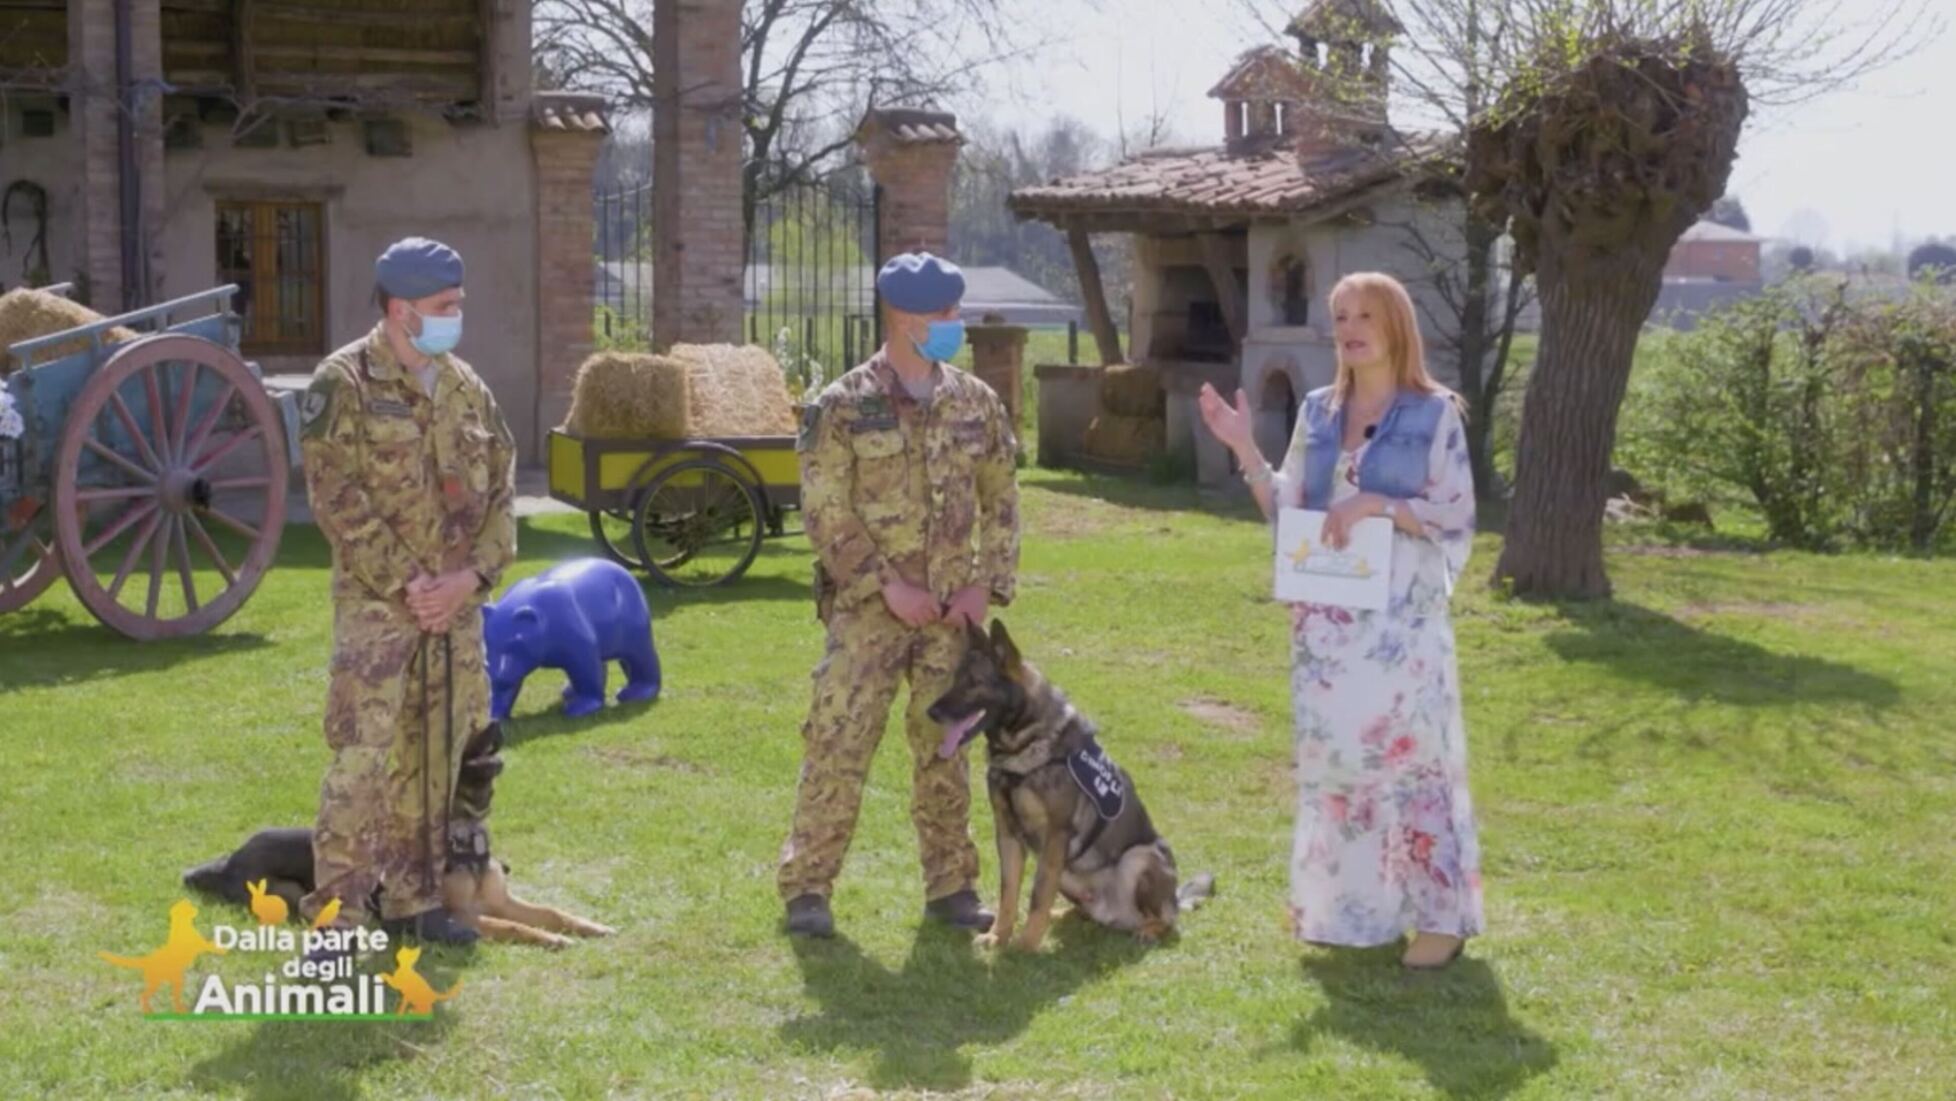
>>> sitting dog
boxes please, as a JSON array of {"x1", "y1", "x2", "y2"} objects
[
  {"x1": 183, "y1": 724, "x2": 614, "y2": 948},
  {"x1": 928, "y1": 620, "x2": 1213, "y2": 951}
]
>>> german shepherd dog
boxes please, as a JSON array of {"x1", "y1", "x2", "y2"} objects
[
  {"x1": 928, "y1": 620, "x2": 1213, "y2": 951},
  {"x1": 183, "y1": 724, "x2": 614, "y2": 948}
]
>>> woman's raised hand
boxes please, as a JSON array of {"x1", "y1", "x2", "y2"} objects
[{"x1": 1198, "y1": 383, "x2": 1255, "y2": 455}]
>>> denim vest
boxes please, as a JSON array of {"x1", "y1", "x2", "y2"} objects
[{"x1": 1299, "y1": 386, "x2": 1448, "y2": 510}]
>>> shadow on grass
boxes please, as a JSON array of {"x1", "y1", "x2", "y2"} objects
[
  {"x1": 500, "y1": 697, "x2": 659, "y2": 749},
  {"x1": 186, "y1": 952, "x2": 468, "y2": 1101},
  {"x1": 279, "y1": 516, "x2": 811, "y2": 609},
  {"x1": 781, "y1": 916, "x2": 1147, "y2": 1092},
  {"x1": 1293, "y1": 948, "x2": 1556, "y2": 1099},
  {"x1": 1542, "y1": 601, "x2": 1899, "y2": 709},
  {"x1": 0, "y1": 609, "x2": 272, "y2": 692}
]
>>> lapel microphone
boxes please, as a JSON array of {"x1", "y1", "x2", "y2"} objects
[{"x1": 1363, "y1": 424, "x2": 1377, "y2": 439}]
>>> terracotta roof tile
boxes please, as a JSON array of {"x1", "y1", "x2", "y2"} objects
[{"x1": 1008, "y1": 133, "x2": 1450, "y2": 220}]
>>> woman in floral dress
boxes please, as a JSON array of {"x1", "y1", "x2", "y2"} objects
[{"x1": 1198, "y1": 271, "x2": 1482, "y2": 970}]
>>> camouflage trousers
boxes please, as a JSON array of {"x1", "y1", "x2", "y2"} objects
[
  {"x1": 777, "y1": 603, "x2": 980, "y2": 902},
  {"x1": 303, "y1": 598, "x2": 490, "y2": 924}
]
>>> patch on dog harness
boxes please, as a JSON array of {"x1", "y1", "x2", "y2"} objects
[
  {"x1": 1066, "y1": 737, "x2": 1126, "y2": 820},
  {"x1": 445, "y1": 821, "x2": 491, "y2": 872}
]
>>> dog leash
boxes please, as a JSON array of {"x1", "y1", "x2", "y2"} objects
[{"x1": 414, "y1": 631, "x2": 457, "y2": 901}]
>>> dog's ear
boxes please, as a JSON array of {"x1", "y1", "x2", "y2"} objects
[
  {"x1": 989, "y1": 619, "x2": 1022, "y2": 672},
  {"x1": 963, "y1": 618, "x2": 989, "y2": 654}
]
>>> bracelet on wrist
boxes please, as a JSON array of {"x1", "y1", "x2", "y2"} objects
[{"x1": 1241, "y1": 460, "x2": 1273, "y2": 486}]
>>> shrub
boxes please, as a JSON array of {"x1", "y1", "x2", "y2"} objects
[{"x1": 1616, "y1": 282, "x2": 1956, "y2": 552}]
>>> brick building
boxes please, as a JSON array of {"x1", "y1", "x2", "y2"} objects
[
  {"x1": 1007, "y1": 0, "x2": 1465, "y2": 485},
  {"x1": 1665, "y1": 220, "x2": 1764, "y2": 283},
  {"x1": 0, "y1": 0, "x2": 609, "y2": 461}
]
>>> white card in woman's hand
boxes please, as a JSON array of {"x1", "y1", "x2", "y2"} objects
[{"x1": 1274, "y1": 508, "x2": 1391, "y2": 610}]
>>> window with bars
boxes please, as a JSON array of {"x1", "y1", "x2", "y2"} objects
[{"x1": 215, "y1": 200, "x2": 325, "y2": 355}]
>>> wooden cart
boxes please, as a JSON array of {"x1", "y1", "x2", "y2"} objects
[
  {"x1": 547, "y1": 429, "x2": 799, "y2": 588},
  {"x1": 0, "y1": 285, "x2": 289, "y2": 639}
]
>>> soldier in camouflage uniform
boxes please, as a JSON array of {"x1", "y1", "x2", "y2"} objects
[
  {"x1": 779, "y1": 252, "x2": 1020, "y2": 937},
  {"x1": 298, "y1": 237, "x2": 516, "y2": 948}
]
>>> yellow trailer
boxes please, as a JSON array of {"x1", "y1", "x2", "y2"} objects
[{"x1": 547, "y1": 429, "x2": 799, "y2": 587}]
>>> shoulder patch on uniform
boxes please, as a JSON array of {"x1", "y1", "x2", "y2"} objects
[{"x1": 299, "y1": 371, "x2": 340, "y2": 439}]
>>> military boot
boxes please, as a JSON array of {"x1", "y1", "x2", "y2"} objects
[
  {"x1": 382, "y1": 906, "x2": 480, "y2": 947},
  {"x1": 784, "y1": 894, "x2": 834, "y2": 938},
  {"x1": 923, "y1": 889, "x2": 995, "y2": 933}
]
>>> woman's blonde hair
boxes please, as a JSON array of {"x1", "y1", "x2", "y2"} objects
[{"x1": 1328, "y1": 272, "x2": 1457, "y2": 411}]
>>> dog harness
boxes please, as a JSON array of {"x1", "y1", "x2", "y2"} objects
[{"x1": 990, "y1": 723, "x2": 1128, "y2": 861}]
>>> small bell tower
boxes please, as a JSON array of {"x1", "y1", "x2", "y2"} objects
[{"x1": 1285, "y1": 0, "x2": 1401, "y2": 151}]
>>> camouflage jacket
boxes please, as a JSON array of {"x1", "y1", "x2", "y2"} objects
[
  {"x1": 800, "y1": 351, "x2": 1020, "y2": 616},
  {"x1": 299, "y1": 323, "x2": 517, "y2": 606}
]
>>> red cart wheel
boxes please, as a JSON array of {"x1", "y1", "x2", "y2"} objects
[
  {"x1": 52, "y1": 334, "x2": 288, "y2": 639},
  {"x1": 0, "y1": 504, "x2": 59, "y2": 614}
]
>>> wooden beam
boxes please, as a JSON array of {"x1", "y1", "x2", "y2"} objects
[
  {"x1": 167, "y1": 41, "x2": 479, "y2": 66},
  {"x1": 1021, "y1": 208, "x2": 1252, "y2": 236},
  {"x1": 256, "y1": 2, "x2": 480, "y2": 27},
  {"x1": 232, "y1": 0, "x2": 255, "y2": 105},
  {"x1": 1067, "y1": 227, "x2": 1124, "y2": 366},
  {"x1": 167, "y1": 69, "x2": 480, "y2": 100},
  {"x1": 1198, "y1": 232, "x2": 1248, "y2": 346},
  {"x1": 477, "y1": 0, "x2": 498, "y2": 124}
]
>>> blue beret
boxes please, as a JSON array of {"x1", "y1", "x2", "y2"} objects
[
  {"x1": 876, "y1": 252, "x2": 965, "y2": 314},
  {"x1": 375, "y1": 237, "x2": 464, "y2": 301}
]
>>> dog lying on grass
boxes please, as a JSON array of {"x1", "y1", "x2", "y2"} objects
[{"x1": 183, "y1": 724, "x2": 613, "y2": 948}]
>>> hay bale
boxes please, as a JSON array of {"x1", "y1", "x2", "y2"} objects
[
  {"x1": 1082, "y1": 412, "x2": 1165, "y2": 468},
  {"x1": 561, "y1": 343, "x2": 797, "y2": 439},
  {"x1": 1098, "y1": 363, "x2": 1165, "y2": 418},
  {"x1": 667, "y1": 342, "x2": 798, "y2": 437},
  {"x1": 0, "y1": 288, "x2": 140, "y2": 373},
  {"x1": 562, "y1": 352, "x2": 690, "y2": 439}
]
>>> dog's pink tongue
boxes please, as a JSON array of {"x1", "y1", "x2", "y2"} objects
[{"x1": 937, "y1": 712, "x2": 983, "y2": 759}]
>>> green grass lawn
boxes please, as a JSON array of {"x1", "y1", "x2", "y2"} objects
[{"x1": 2, "y1": 468, "x2": 1953, "y2": 1099}]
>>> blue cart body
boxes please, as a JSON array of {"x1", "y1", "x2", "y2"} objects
[{"x1": 1, "y1": 285, "x2": 247, "y2": 516}]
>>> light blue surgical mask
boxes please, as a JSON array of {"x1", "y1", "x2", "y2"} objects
[
  {"x1": 410, "y1": 307, "x2": 463, "y2": 357},
  {"x1": 913, "y1": 319, "x2": 965, "y2": 363}
]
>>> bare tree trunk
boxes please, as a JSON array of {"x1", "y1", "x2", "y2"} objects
[
  {"x1": 1456, "y1": 212, "x2": 1499, "y2": 497},
  {"x1": 1494, "y1": 242, "x2": 1667, "y2": 599}
]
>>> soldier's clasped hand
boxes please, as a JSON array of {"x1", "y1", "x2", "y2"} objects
[
  {"x1": 406, "y1": 570, "x2": 479, "y2": 634},
  {"x1": 881, "y1": 577, "x2": 941, "y2": 628},
  {"x1": 942, "y1": 585, "x2": 988, "y2": 630}
]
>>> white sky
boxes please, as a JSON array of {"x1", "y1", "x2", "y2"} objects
[{"x1": 968, "y1": 0, "x2": 1956, "y2": 254}]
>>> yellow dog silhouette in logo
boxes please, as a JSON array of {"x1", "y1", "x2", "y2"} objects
[
  {"x1": 99, "y1": 899, "x2": 227, "y2": 1013},
  {"x1": 381, "y1": 946, "x2": 462, "y2": 1016}
]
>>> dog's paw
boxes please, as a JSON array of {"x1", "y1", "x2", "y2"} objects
[
  {"x1": 1010, "y1": 932, "x2": 1044, "y2": 953},
  {"x1": 975, "y1": 931, "x2": 1004, "y2": 951}
]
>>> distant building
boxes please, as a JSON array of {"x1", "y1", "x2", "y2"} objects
[
  {"x1": 599, "y1": 262, "x2": 1082, "y2": 329},
  {"x1": 1665, "y1": 220, "x2": 1763, "y2": 283}
]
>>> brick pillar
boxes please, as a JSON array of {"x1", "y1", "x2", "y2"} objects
[
  {"x1": 651, "y1": 0, "x2": 743, "y2": 350},
  {"x1": 855, "y1": 108, "x2": 962, "y2": 264},
  {"x1": 69, "y1": 0, "x2": 165, "y2": 311},
  {"x1": 967, "y1": 317, "x2": 1027, "y2": 438},
  {"x1": 531, "y1": 94, "x2": 609, "y2": 452}
]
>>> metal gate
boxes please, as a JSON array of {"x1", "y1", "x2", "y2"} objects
[
  {"x1": 745, "y1": 170, "x2": 881, "y2": 396},
  {"x1": 593, "y1": 180, "x2": 654, "y2": 347},
  {"x1": 592, "y1": 168, "x2": 881, "y2": 397}
]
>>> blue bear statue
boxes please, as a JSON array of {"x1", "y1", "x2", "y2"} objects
[{"x1": 484, "y1": 558, "x2": 661, "y2": 720}]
